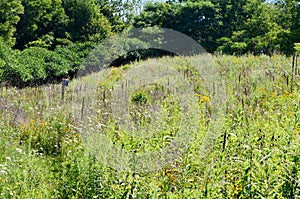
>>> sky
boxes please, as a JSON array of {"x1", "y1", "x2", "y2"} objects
[{"x1": 136, "y1": 0, "x2": 165, "y2": 14}]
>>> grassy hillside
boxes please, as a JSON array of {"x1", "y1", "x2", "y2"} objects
[{"x1": 0, "y1": 55, "x2": 299, "y2": 198}]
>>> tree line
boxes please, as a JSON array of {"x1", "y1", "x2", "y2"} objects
[
  {"x1": 135, "y1": 0, "x2": 300, "y2": 55},
  {"x1": 0, "y1": 0, "x2": 299, "y2": 86}
]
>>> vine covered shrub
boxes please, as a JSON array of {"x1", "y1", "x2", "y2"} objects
[{"x1": 0, "y1": 42, "x2": 94, "y2": 87}]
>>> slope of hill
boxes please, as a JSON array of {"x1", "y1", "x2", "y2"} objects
[{"x1": 0, "y1": 55, "x2": 299, "y2": 198}]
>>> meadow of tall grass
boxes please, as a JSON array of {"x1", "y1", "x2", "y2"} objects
[{"x1": 0, "y1": 55, "x2": 299, "y2": 198}]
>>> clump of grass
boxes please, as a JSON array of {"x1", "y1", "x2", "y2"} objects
[{"x1": 131, "y1": 90, "x2": 150, "y2": 105}]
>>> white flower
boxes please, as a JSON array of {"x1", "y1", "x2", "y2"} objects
[
  {"x1": 0, "y1": 170, "x2": 7, "y2": 174},
  {"x1": 16, "y1": 148, "x2": 23, "y2": 153}
]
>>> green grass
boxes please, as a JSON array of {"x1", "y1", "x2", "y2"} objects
[{"x1": 0, "y1": 55, "x2": 299, "y2": 198}]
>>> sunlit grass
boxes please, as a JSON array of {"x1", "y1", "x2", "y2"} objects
[{"x1": 0, "y1": 55, "x2": 299, "y2": 198}]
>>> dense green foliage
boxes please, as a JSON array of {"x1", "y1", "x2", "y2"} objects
[
  {"x1": 0, "y1": 0, "x2": 24, "y2": 46},
  {"x1": 0, "y1": 0, "x2": 299, "y2": 86},
  {"x1": 0, "y1": 41, "x2": 97, "y2": 86},
  {"x1": 0, "y1": 0, "x2": 299, "y2": 85},
  {"x1": 0, "y1": 0, "x2": 142, "y2": 86},
  {"x1": 134, "y1": 0, "x2": 300, "y2": 55},
  {"x1": 0, "y1": 55, "x2": 299, "y2": 198}
]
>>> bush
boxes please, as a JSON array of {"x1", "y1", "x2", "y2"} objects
[{"x1": 0, "y1": 41, "x2": 97, "y2": 86}]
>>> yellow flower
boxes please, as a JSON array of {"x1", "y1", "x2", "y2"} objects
[
  {"x1": 199, "y1": 95, "x2": 210, "y2": 103},
  {"x1": 203, "y1": 96, "x2": 210, "y2": 102},
  {"x1": 271, "y1": 92, "x2": 276, "y2": 97}
]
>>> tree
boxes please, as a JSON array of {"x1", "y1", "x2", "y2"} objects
[
  {"x1": 133, "y1": 2, "x2": 178, "y2": 28},
  {"x1": 15, "y1": 0, "x2": 69, "y2": 49},
  {"x1": 62, "y1": 0, "x2": 111, "y2": 42},
  {"x1": 96, "y1": 0, "x2": 142, "y2": 32},
  {"x1": 0, "y1": 42, "x2": 16, "y2": 83},
  {"x1": 174, "y1": 1, "x2": 220, "y2": 52},
  {"x1": 0, "y1": 0, "x2": 24, "y2": 46},
  {"x1": 134, "y1": 1, "x2": 221, "y2": 52},
  {"x1": 211, "y1": 0, "x2": 249, "y2": 38},
  {"x1": 217, "y1": 0, "x2": 288, "y2": 55},
  {"x1": 14, "y1": 0, "x2": 112, "y2": 49},
  {"x1": 282, "y1": 0, "x2": 300, "y2": 54}
]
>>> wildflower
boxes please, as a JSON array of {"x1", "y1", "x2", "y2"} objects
[
  {"x1": 0, "y1": 170, "x2": 7, "y2": 175},
  {"x1": 271, "y1": 92, "x2": 276, "y2": 97},
  {"x1": 16, "y1": 148, "x2": 23, "y2": 153},
  {"x1": 199, "y1": 95, "x2": 210, "y2": 103},
  {"x1": 294, "y1": 128, "x2": 300, "y2": 135}
]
